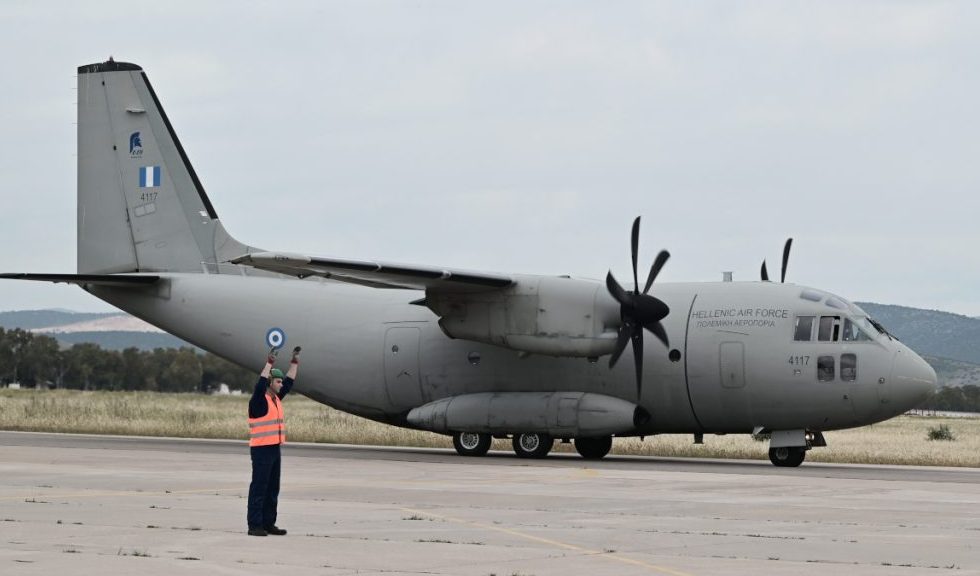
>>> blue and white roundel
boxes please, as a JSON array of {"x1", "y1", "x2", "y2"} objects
[{"x1": 265, "y1": 327, "x2": 286, "y2": 349}]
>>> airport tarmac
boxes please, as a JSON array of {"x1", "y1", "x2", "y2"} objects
[{"x1": 1, "y1": 431, "x2": 978, "y2": 576}]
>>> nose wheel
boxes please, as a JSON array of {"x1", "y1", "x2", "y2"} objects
[{"x1": 769, "y1": 446, "x2": 807, "y2": 467}]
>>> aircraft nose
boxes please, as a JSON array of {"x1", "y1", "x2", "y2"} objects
[{"x1": 891, "y1": 347, "x2": 937, "y2": 410}]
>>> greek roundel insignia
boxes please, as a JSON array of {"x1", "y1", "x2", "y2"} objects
[{"x1": 265, "y1": 327, "x2": 286, "y2": 349}]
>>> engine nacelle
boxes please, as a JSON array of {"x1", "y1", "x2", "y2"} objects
[
  {"x1": 406, "y1": 391, "x2": 649, "y2": 437},
  {"x1": 427, "y1": 275, "x2": 620, "y2": 357}
]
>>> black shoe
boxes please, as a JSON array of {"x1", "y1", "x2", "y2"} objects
[
  {"x1": 264, "y1": 525, "x2": 287, "y2": 536},
  {"x1": 248, "y1": 527, "x2": 268, "y2": 536}
]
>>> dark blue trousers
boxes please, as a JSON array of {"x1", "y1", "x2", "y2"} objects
[{"x1": 247, "y1": 444, "x2": 281, "y2": 529}]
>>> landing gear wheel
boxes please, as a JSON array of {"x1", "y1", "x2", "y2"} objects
[
  {"x1": 769, "y1": 446, "x2": 807, "y2": 467},
  {"x1": 512, "y1": 433, "x2": 553, "y2": 459},
  {"x1": 452, "y1": 432, "x2": 492, "y2": 456},
  {"x1": 574, "y1": 436, "x2": 613, "y2": 460}
]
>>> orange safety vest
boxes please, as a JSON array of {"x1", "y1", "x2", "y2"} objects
[{"x1": 248, "y1": 393, "x2": 285, "y2": 447}]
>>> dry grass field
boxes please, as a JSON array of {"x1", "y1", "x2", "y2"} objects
[{"x1": 1, "y1": 389, "x2": 977, "y2": 467}]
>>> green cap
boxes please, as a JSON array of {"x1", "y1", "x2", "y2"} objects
[{"x1": 270, "y1": 368, "x2": 284, "y2": 380}]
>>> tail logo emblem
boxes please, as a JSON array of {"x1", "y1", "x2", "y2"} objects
[
  {"x1": 139, "y1": 166, "x2": 161, "y2": 188},
  {"x1": 129, "y1": 132, "x2": 143, "y2": 158}
]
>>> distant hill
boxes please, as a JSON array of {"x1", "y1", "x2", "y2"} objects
[
  {"x1": 0, "y1": 310, "x2": 117, "y2": 330},
  {"x1": 48, "y1": 331, "x2": 192, "y2": 351},
  {"x1": 0, "y1": 309, "x2": 191, "y2": 351},
  {"x1": 856, "y1": 303, "x2": 980, "y2": 365},
  {"x1": 921, "y1": 355, "x2": 980, "y2": 388}
]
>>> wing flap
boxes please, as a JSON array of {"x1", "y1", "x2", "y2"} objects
[{"x1": 229, "y1": 252, "x2": 513, "y2": 291}]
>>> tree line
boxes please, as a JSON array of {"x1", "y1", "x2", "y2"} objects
[
  {"x1": 0, "y1": 327, "x2": 256, "y2": 393},
  {"x1": 917, "y1": 384, "x2": 980, "y2": 413}
]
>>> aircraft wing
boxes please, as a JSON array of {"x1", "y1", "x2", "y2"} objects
[
  {"x1": 0, "y1": 273, "x2": 160, "y2": 286},
  {"x1": 229, "y1": 252, "x2": 513, "y2": 292}
]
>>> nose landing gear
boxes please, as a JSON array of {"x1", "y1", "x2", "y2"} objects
[
  {"x1": 768, "y1": 446, "x2": 807, "y2": 467},
  {"x1": 763, "y1": 429, "x2": 825, "y2": 467}
]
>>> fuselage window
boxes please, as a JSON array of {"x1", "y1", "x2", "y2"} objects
[
  {"x1": 842, "y1": 318, "x2": 873, "y2": 342},
  {"x1": 841, "y1": 353, "x2": 857, "y2": 381},
  {"x1": 794, "y1": 316, "x2": 815, "y2": 341},
  {"x1": 818, "y1": 316, "x2": 840, "y2": 342},
  {"x1": 817, "y1": 355, "x2": 835, "y2": 381}
]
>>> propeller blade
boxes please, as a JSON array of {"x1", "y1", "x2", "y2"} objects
[
  {"x1": 607, "y1": 216, "x2": 672, "y2": 396},
  {"x1": 606, "y1": 272, "x2": 630, "y2": 307},
  {"x1": 648, "y1": 321, "x2": 670, "y2": 348},
  {"x1": 631, "y1": 327, "x2": 643, "y2": 399},
  {"x1": 609, "y1": 322, "x2": 632, "y2": 369},
  {"x1": 642, "y1": 250, "x2": 670, "y2": 294},
  {"x1": 761, "y1": 260, "x2": 769, "y2": 282},
  {"x1": 630, "y1": 217, "x2": 640, "y2": 293},
  {"x1": 781, "y1": 238, "x2": 793, "y2": 283}
]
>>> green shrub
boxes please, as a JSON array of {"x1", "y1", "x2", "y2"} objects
[{"x1": 927, "y1": 424, "x2": 956, "y2": 441}]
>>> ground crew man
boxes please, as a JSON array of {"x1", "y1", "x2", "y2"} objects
[{"x1": 247, "y1": 346, "x2": 300, "y2": 536}]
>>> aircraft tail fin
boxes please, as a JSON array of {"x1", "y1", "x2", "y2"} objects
[{"x1": 77, "y1": 59, "x2": 253, "y2": 274}]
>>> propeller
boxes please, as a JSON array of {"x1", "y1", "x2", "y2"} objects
[
  {"x1": 760, "y1": 238, "x2": 793, "y2": 283},
  {"x1": 606, "y1": 216, "x2": 671, "y2": 400}
]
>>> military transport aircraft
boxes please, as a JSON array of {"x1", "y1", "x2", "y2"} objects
[{"x1": 2, "y1": 60, "x2": 937, "y2": 466}]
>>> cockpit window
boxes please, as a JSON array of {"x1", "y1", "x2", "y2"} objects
[
  {"x1": 825, "y1": 296, "x2": 848, "y2": 310},
  {"x1": 794, "y1": 316, "x2": 815, "y2": 341},
  {"x1": 800, "y1": 289, "x2": 824, "y2": 302},
  {"x1": 842, "y1": 318, "x2": 874, "y2": 342},
  {"x1": 818, "y1": 316, "x2": 840, "y2": 341}
]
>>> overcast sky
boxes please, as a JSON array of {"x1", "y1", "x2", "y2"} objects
[{"x1": 2, "y1": 1, "x2": 978, "y2": 316}]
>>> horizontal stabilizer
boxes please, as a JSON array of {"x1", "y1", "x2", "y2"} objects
[
  {"x1": 0, "y1": 273, "x2": 160, "y2": 286},
  {"x1": 230, "y1": 252, "x2": 513, "y2": 292}
]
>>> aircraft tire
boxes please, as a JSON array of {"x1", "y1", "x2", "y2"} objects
[
  {"x1": 452, "y1": 432, "x2": 492, "y2": 456},
  {"x1": 512, "y1": 433, "x2": 553, "y2": 459},
  {"x1": 574, "y1": 436, "x2": 612, "y2": 459},
  {"x1": 768, "y1": 446, "x2": 806, "y2": 467}
]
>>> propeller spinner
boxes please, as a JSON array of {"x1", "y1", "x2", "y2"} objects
[{"x1": 606, "y1": 216, "x2": 671, "y2": 400}]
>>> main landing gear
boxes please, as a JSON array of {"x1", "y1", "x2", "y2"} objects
[
  {"x1": 512, "y1": 433, "x2": 554, "y2": 458},
  {"x1": 451, "y1": 431, "x2": 616, "y2": 460},
  {"x1": 574, "y1": 436, "x2": 613, "y2": 459},
  {"x1": 452, "y1": 431, "x2": 492, "y2": 456}
]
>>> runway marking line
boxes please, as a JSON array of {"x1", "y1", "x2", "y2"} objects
[
  {"x1": 0, "y1": 481, "x2": 361, "y2": 502},
  {"x1": 401, "y1": 506, "x2": 696, "y2": 576},
  {"x1": 0, "y1": 486, "x2": 248, "y2": 502}
]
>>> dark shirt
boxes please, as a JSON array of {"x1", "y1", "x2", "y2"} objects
[{"x1": 248, "y1": 375, "x2": 294, "y2": 419}]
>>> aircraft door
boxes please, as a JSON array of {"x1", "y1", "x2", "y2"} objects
[
  {"x1": 719, "y1": 342, "x2": 746, "y2": 389},
  {"x1": 384, "y1": 327, "x2": 423, "y2": 410}
]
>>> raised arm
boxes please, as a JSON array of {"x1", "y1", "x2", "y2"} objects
[
  {"x1": 260, "y1": 350, "x2": 275, "y2": 378},
  {"x1": 286, "y1": 346, "x2": 300, "y2": 380},
  {"x1": 279, "y1": 347, "x2": 300, "y2": 399}
]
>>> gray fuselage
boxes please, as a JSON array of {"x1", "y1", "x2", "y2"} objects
[{"x1": 88, "y1": 273, "x2": 935, "y2": 437}]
